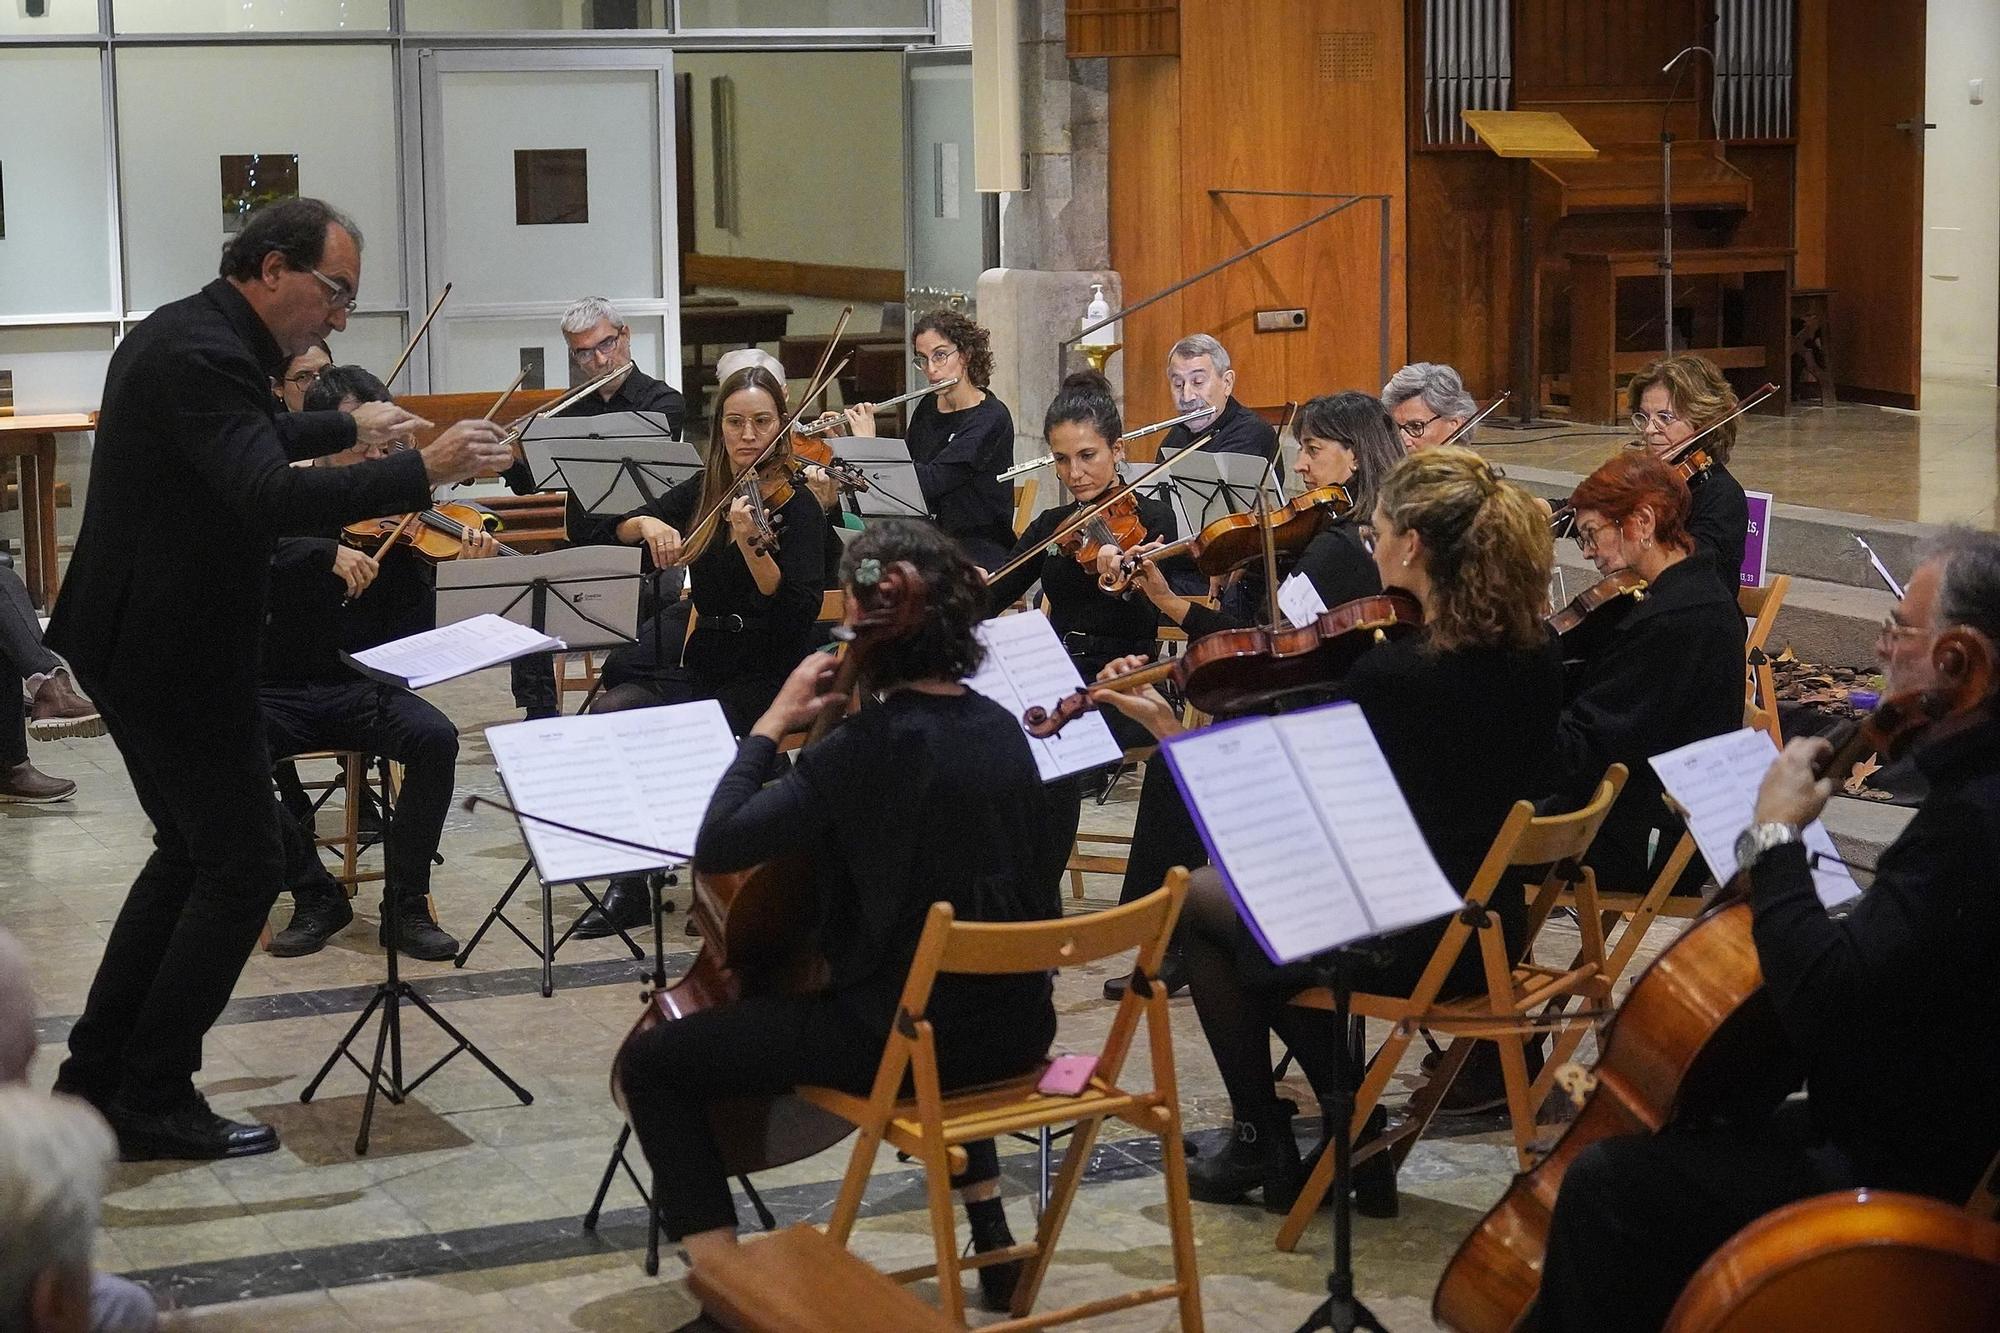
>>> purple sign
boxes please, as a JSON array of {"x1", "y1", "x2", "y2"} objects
[{"x1": 1741, "y1": 490, "x2": 1773, "y2": 588}]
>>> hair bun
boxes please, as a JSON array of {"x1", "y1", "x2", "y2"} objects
[{"x1": 1061, "y1": 369, "x2": 1113, "y2": 396}]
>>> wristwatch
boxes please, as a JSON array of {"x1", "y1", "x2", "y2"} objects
[{"x1": 1734, "y1": 821, "x2": 1802, "y2": 871}]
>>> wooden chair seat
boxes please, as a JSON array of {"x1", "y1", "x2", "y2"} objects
[{"x1": 691, "y1": 1223, "x2": 958, "y2": 1332}]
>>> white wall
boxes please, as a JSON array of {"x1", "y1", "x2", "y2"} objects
[{"x1": 1921, "y1": 0, "x2": 2000, "y2": 383}]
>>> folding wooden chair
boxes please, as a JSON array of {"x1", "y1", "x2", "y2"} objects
[
  {"x1": 553, "y1": 651, "x2": 603, "y2": 713},
  {"x1": 1013, "y1": 478, "x2": 1039, "y2": 535},
  {"x1": 1739, "y1": 576, "x2": 1791, "y2": 747},
  {"x1": 1276, "y1": 767, "x2": 1628, "y2": 1251},
  {"x1": 799, "y1": 870, "x2": 1202, "y2": 1330}
]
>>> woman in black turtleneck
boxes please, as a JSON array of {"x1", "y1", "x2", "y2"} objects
[
  {"x1": 1626, "y1": 354, "x2": 1751, "y2": 597},
  {"x1": 1094, "y1": 447, "x2": 1564, "y2": 1214}
]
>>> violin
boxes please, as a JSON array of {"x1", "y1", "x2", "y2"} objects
[
  {"x1": 1102, "y1": 484, "x2": 1353, "y2": 595},
  {"x1": 341, "y1": 502, "x2": 519, "y2": 564},
  {"x1": 1548, "y1": 381, "x2": 1778, "y2": 535},
  {"x1": 1432, "y1": 627, "x2": 1998, "y2": 1333},
  {"x1": 608, "y1": 560, "x2": 932, "y2": 1176},
  {"x1": 785, "y1": 429, "x2": 871, "y2": 497},
  {"x1": 1545, "y1": 568, "x2": 1647, "y2": 640},
  {"x1": 1023, "y1": 590, "x2": 1424, "y2": 736},
  {"x1": 730, "y1": 458, "x2": 801, "y2": 557},
  {"x1": 1057, "y1": 491, "x2": 1149, "y2": 571}
]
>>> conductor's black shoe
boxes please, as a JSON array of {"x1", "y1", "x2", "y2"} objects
[
  {"x1": 107, "y1": 1095, "x2": 280, "y2": 1162},
  {"x1": 381, "y1": 895, "x2": 458, "y2": 962},
  {"x1": 1101, "y1": 949, "x2": 1188, "y2": 1001},
  {"x1": 268, "y1": 889, "x2": 354, "y2": 957},
  {"x1": 573, "y1": 877, "x2": 651, "y2": 940}
]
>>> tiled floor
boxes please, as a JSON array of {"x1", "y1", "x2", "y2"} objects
[{"x1": 8, "y1": 666, "x2": 1655, "y2": 1331}]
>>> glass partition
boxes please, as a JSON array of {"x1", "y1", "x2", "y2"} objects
[
  {"x1": 677, "y1": 0, "x2": 929, "y2": 28},
  {"x1": 113, "y1": 0, "x2": 390, "y2": 33},
  {"x1": 0, "y1": 49, "x2": 115, "y2": 318},
  {"x1": 0, "y1": 0, "x2": 99, "y2": 34},
  {"x1": 404, "y1": 0, "x2": 667, "y2": 31}
]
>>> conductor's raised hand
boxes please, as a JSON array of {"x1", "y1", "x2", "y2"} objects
[
  {"x1": 419, "y1": 419, "x2": 514, "y2": 486},
  {"x1": 751, "y1": 649, "x2": 845, "y2": 742},
  {"x1": 350, "y1": 401, "x2": 433, "y2": 447}
]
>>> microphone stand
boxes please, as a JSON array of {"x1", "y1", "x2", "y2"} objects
[{"x1": 1659, "y1": 45, "x2": 1714, "y2": 355}]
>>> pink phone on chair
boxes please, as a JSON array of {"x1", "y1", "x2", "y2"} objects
[{"x1": 1037, "y1": 1053, "x2": 1098, "y2": 1097}]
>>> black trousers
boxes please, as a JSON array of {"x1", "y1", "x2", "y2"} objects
[
  {"x1": 0, "y1": 562, "x2": 61, "y2": 765},
  {"x1": 260, "y1": 679, "x2": 460, "y2": 903},
  {"x1": 1038, "y1": 684, "x2": 1157, "y2": 906},
  {"x1": 617, "y1": 990, "x2": 1055, "y2": 1239},
  {"x1": 1117, "y1": 759, "x2": 1210, "y2": 907},
  {"x1": 56, "y1": 679, "x2": 284, "y2": 1112},
  {"x1": 1530, "y1": 1105, "x2": 1856, "y2": 1333}
]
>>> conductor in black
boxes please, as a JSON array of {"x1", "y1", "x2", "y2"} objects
[{"x1": 45, "y1": 199, "x2": 517, "y2": 1162}]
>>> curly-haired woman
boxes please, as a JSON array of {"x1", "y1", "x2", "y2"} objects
[{"x1": 845, "y1": 308, "x2": 1018, "y2": 568}]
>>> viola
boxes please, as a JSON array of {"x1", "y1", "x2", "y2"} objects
[
  {"x1": 1023, "y1": 590, "x2": 1424, "y2": 736},
  {"x1": 1545, "y1": 568, "x2": 1647, "y2": 640},
  {"x1": 608, "y1": 560, "x2": 932, "y2": 1175},
  {"x1": 341, "y1": 502, "x2": 520, "y2": 564},
  {"x1": 1431, "y1": 626, "x2": 1998, "y2": 1333},
  {"x1": 1102, "y1": 484, "x2": 1353, "y2": 595},
  {"x1": 1056, "y1": 491, "x2": 1149, "y2": 571}
]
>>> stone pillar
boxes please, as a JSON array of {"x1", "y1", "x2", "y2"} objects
[{"x1": 979, "y1": 268, "x2": 1123, "y2": 468}]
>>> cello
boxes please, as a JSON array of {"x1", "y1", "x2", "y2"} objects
[
  {"x1": 608, "y1": 559, "x2": 931, "y2": 1176},
  {"x1": 1432, "y1": 625, "x2": 1999, "y2": 1333}
]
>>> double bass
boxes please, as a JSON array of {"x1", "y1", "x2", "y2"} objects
[
  {"x1": 607, "y1": 560, "x2": 931, "y2": 1175},
  {"x1": 1432, "y1": 626, "x2": 1999, "y2": 1332}
]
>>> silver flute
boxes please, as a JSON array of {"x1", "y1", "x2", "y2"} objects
[{"x1": 997, "y1": 405, "x2": 1211, "y2": 481}]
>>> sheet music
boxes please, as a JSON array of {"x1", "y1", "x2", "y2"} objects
[
  {"x1": 966, "y1": 610, "x2": 1124, "y2": 781},
  {"x1": 345, "y1": 614, "x2": 562, "y2": 689},
  {"x1": 1649, "y1": 728, "x2": 1862, "y2": 909},
  {"x1": 486, "y1": 700, "x2": 739, "y2": 883},
  {"x1": 1272, "y1": 704, "x2": 1462, "y2": 934},
  {"x1": 1160, "y1": 718, "x2": 1373, "y2": 961},
  {"x1": 1277, "y1": 572, "x2": 1328, "y2": 630}
]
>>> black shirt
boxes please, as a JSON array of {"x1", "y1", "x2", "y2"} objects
[
  {"x1": 904, "y1": 393, "x2": 1018, "y2": 569},
  {"x1": 1749, "y1": 706, "x2": 2000, "y2": 1200},
  {"x1": 48, "y1": 279, "x2": 430, "y2": 704},
  {"x1": 986, "y1": 493, "x2": 1182, "y2": 656},
  {"x1": 1553, "y1": 553, "x2": 1747, "y2": 888},
  {"x1": 1181, "y1": 518, "x2": 1380, "y2": 641},
  {"x1": 695, "y1": 689, "x2": 1059, "y2": 1034},
  {"x1": 260, "y1": 537, "x2": 434, "y2": 686},
  {"x1": 622, "y1": 473, "x2": 827, "y2": 681},
  {"x1": 1161, "y1": 396, "x2": 1278, "y2": 462},
  {"x1": 1688, "y1": 462, "x2": 1749, "y2": 598}
]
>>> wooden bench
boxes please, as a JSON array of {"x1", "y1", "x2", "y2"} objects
[
  {"x1": 688, "y1": 1225, "x2": 957, "y2": 1333},
  {"x1": 1566, "y1": 246, "x2": 1794, "y2": 423}
]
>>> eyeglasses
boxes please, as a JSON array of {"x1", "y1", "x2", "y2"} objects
[
  {"x1": 1395, "y1": 413, "x2": 1442, "y2": 440},
  {"x1": 1572, "y1": 521, "x2": 1614, "y2": 554},
  {"x1": 912, "y1": 345, "x2": 959, "y2": 370},
  {"x1": 569, "y1": 330, "x2": 625, "y2": 363},
  {"x1": 721, "y1": 413, "x2": 779, "y2": 434},
  {"x1": 283, "y1": 367, "x2": 324, "y2": 390},
  {"x1": 306, "y1": 267, "x2": 358, "y2": 314},
  {"x1": 1631, "y1": 409, "x2": 1682, "y2": 432}
]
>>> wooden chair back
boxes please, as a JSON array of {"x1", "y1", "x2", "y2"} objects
[
  {"x1": 1012, "y1": 477, "x2": 1039, "y2": 535},
  {"x1": 1739, "y1": 575, "x2": 1791, "y2": 746}
]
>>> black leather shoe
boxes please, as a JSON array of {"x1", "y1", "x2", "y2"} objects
[
  {"x1": 107, "y1": 1095, "x2": 279, "y2": 1162},
  {"x1": 572, "y1": 877, "x2": 651, "y2": 940},
  {"x1": 268, "y1": 890, "x2": 354, "y2": 958},
  {"x1": 1101, "y1": 949, "x2": 1189, "y2": 1001},
  {"x1": 380, "y1": 897, "x2": 458, "y2": 962},
  {"x1": 1187, "y1": 1101, "x2": 1302, "y2": 1211}
]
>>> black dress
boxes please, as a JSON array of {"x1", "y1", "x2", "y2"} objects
[
  {"x1": 1552, "y1": 552, "x2": 1746, "y2": 892},
  {"x1": 600, "y1": 472, "x2": 828, "y2": 731},
  {"x1": 904, "y1": 392, "x2": 1018, "y2": 569},
  {"x1": 1160, "y1": 395, "x2": 1278, "y2": 462},
  {"x1": 1686, "y1": 461, "x2": 1749, "y2": 598},
  {"x1": 616, "y1": 689, "x2": 1061, "y2": 1240}
]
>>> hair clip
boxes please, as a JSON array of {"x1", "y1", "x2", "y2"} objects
[{"x1": 853, "y1": 558, "x2": 883, "y2": 587}]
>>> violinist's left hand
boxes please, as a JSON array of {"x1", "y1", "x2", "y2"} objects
[
  {"x1": 1753, "y1": 736, "x2": 1835, "y2": 828},
  {"x1": 458, "y1": 526, "x2": 500, "y2": 560},
  {"x1": 751, "y1": 649, "x2": 845, "y2": 741},
  {"x1": 1089, "y1": 654, "x2": 1183, "y2": 741},
  {"x1": 1093, "y1": 543, "x2": 1128, "y2": 585},
  {"x1": 843, "y1": 404, "x2": 878, "y2": 438}
]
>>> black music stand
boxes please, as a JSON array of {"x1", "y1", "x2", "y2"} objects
[
  {"x1": 299, "y1": 743, "x2": 534, "y2": 1156},
  {"x1": 441, "y1": 550, "x2": 654, "y2": 989}
]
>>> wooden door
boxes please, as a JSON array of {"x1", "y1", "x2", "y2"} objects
[{"x1": 1824, "y1": 0, "x2": 1926, "y2": 407}]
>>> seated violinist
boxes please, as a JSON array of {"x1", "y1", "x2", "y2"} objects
[
  {"x1": 1094, "y1": 390, "x2": 1401, "y2": 999},
  {"x1": 262, "y1": 366, "x2": 499, "y2": 961},
  {"x1": 1529, "y1": 526, "x2": 2000, "y2": 1333},
  {"x1": 1095, "y1": 448, "x2": 1563, "y2": 1214},
  {"x1": 572, "y1": 365, "x2": 828, "y2": 940},
  {"x1": 615, "y1": 520, "x2": 1060, "y2": 1312},
  {"x1": 1382, "y1": 362, "x2": 1475, "y2": 453},
  {"x1": 1626, "y1": 353, "x2": 1750, "y2": 596}
]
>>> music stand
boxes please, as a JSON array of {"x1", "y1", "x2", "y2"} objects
[
  {"x1": 521, "y1": 416, "x2": 701, "y2": 515},
  {"x1": 1161, "y1": 449, "x2": 1283, "y2": 530},
  {"x1": 826, "y1": 437, "x2": 934, "y2": 521},
  {"x1": 439, "y1": 549, "x2": 657, "y2": 992}
]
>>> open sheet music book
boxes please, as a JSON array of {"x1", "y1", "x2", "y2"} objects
[
  {"x1": 344, "y1": 614, "x2": 563, "y2": 690},
  {"x1": 485, "y1": 700, "x2": 739, "y2": 884},
  {"x1": 1160, "y1": 701, "x2": 1463, "y2": 965},
  {"x1": 1649, "y1": 727, "x2": 1862, "y2": 909},
  {"x1": 965, "y1": 610, "x2": 1124, "y2": 782}
]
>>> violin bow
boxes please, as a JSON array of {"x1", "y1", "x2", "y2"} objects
[
  {"x1": 1257, "y1": 483, "x2": 1284, "y2": 630},
  {"x1": 1438, "y1": 390, "x2": 1510, "y2": 448},
  {"x1": 806, "y1": 305, "x2": 853, "y2": 396},
  {"x1": 483, "y1": 366, "x2": 531, "y2": 423},
  {"x1": 368, "y1": 510, "x2": 422, "y2": 563},
  {"x1": 385, "y1": 282, "x2": 451, "y2": 388},
  {"x1": 985, "y1": 427, "x2": 1220, "y2": 586},
  {"x1": 497, "y1": 360, "x2": 634, "y2": 451},
  {"x1": 1659, "y1": 381, "x2": 1779, "y2": 468}
]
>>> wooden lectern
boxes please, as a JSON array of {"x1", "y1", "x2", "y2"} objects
[{"x1": 1462, "y1": 111, "x2": 1598, "y2": 426}]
